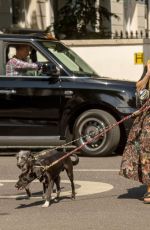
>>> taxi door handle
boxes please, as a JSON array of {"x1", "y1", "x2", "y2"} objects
[
  {"x1": 0, "y1": 89, "x2": 16, "y2": 95},
  {"x1": 64, "y1": 90, "x2": 74, "y2": 98},
  {"x1": 64, "y1": 90, "x2": 73, "y2": 96}
]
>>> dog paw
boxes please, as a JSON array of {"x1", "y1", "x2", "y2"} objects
[
  {"x1": 71, "y1": 195, "x2": 76, "y2": 200},
  {"x1": 42, "y1": 200, "x2": 50, "y2": 208}
]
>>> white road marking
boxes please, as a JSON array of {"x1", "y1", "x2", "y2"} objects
[
  {"x1": 0, "y1": 180, "x2": 18, "y2": 183},
  {"x1": 0, "y1": 183, "x2": 3, "y2": 186},
  {"x1": 0, "y1": 179, "x2": 113, "y2": 199}
]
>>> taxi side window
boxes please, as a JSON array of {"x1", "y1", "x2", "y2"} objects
[{"x1": 5, "y1": 44, "x2": 59, "y2": 77}]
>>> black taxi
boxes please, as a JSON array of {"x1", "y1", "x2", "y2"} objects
[{"x1": 0, "y1": 33, "x2": 136, "y2": 156}]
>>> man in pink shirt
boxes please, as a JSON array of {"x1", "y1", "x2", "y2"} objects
[{"x1": 6, "y1": 44, "x2": 38, "y2": 76}]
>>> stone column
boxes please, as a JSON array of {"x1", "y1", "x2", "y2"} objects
[
  {"x1": 95, "y1": 0, "x2": 100, "y2": 32},
  {"x1": 147, "y1": 0, "x2": 150, "y2": 38}
]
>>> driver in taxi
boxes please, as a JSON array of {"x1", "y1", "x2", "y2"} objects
[{"x1": 6, "y1": 44, "x2": 38, "y2": 76}]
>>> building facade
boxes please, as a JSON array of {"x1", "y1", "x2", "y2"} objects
[
  {"x1": 0, "y1": 0, "x2": 149, "y2": 81},
  {"x1": 0, "y1": 0, "x2": 53, "y2": 31},
  {"x1": 0, "y1": 0, "x2": 149, "y2": 38},
  {"x1": 111, "y1": 0, "x2": 149, "y2": 38}
]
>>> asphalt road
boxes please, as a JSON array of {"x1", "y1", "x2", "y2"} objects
[{"x1": 0, "y1": 154, "x2": 149, "y2": 230}]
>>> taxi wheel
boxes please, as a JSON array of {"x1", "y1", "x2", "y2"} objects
[{"x1": 73, "y1": 109, "x2": 120, "y2": 157}]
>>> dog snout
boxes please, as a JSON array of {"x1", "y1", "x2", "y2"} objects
[
  {"x1": 15, "y1": 181, "x2": 22, "y2": 189},
  {"x1": 16, "y1": 159, "x2": 25, "y2": 169}
]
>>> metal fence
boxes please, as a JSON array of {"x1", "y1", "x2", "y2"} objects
[{"x1": 113, "y1": 30, "x2": 149, "y2": 39}]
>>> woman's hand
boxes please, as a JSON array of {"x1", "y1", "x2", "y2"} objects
[{"x1": 136, "y1": 78, "x2": 147, "y2": 91}]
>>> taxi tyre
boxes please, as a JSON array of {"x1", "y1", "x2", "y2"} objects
[{"x1": 73, "y1": 109, "x2": 120, "y2": 157}]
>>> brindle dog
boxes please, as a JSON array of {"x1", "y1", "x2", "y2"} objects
[
  {"x1": 16, "y1": 150, "x2": 58, "y2": 198},
  {"x1": 16, "y1": 150, "x2": 33, "y2": 197},
  {"x1": 15, "y1": 149, "x2": 79, "y2": 207}
]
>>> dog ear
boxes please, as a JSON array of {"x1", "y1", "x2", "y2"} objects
[
  {"x1": 25, "y1": 151, "x2": 34, "y2": 160},
  {"x1": 28, "y1": 153, "x2": 35, "y2": 166},
  {"x1": 30, "y1": 152, "x2": 36, "y2": 161}
]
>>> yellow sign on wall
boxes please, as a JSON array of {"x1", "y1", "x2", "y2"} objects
[{"x1": 134, "y1": 52, "x2": 144, "y2": 64}]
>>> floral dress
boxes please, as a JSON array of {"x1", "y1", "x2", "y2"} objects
[
  {"x1": 119, "y1": 107, "x2": 150, "y2": 185},
  {"x1": 119, "y1": 66, "x2": 150, "y2": 185}
]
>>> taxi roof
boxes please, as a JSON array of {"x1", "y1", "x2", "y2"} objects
[{"x1": 0, "y1": 32, "x2": 57, "y2": 41}]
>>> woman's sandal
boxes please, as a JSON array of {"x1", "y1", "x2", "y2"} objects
[{"x1": 143, "y1": 192, "x2": 150, "y2": 204}]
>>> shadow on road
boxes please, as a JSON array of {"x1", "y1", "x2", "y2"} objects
[
  {"x1": 15, "y1": 195, "x2": 73, "y2": 209},
  {"x1": 0, "y1": 212, "x2": 10, "y2": 216},
  {"x1": 118, "y1": 185, "x2": 146, "y2": 200}
]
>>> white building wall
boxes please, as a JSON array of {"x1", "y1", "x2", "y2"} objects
[
  {"x1": 111, "y1": 0, "x2": 124, "y2": 34},
  {"x1": 25, "y1": 0, "x2": 51, "y2": 29},
  {"x1": 147, "y1": 0, "x2": 150, "y2": 37},
  {"x1": 125, "y1": 1, "x2": 137, "y2": 32},
  {"x1": 111, "y1": 0, "x2": 145, "y2": 36},
  {"x1": 138, "y1": 1, "x2": 145, "y2": 31},
  {"x1": 63, "y1": 39, "x2": 149, "y2": 82}
]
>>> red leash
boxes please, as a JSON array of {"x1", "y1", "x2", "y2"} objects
[{"x1": 38, "y1": 98, "x2": 150, "y2": 171}]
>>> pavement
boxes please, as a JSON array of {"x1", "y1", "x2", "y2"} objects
[{"x1": 0, "y1": 155, "x2": 149, "y2": 230}]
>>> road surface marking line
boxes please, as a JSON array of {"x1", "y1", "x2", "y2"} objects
[{"x1": 0, "y1": 180, "x2": 113, "y2": 198}]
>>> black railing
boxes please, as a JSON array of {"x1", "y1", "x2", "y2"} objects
[
  {"x1": 1, "y1": 27, "x2": 150, "y2": 40},
  {"x1": 113, "y1": 30, "x2": 149, "y2": 39}
]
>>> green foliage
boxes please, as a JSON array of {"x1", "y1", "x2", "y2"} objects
[{"x1": 52, "y1": 0, "x2": 119, "y2": 39}]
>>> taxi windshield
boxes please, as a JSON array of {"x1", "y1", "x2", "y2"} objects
[{"x1": 39, "y1": 41, "x2": 98, "y2": 76}]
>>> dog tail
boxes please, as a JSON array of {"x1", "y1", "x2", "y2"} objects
[{"x1": 70, "y1": 153, "x2": 79, "y2": 166}]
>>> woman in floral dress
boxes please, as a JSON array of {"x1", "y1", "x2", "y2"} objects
[{"x1": 119, "y1": 61, "x2": 150, "y2": 204}]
